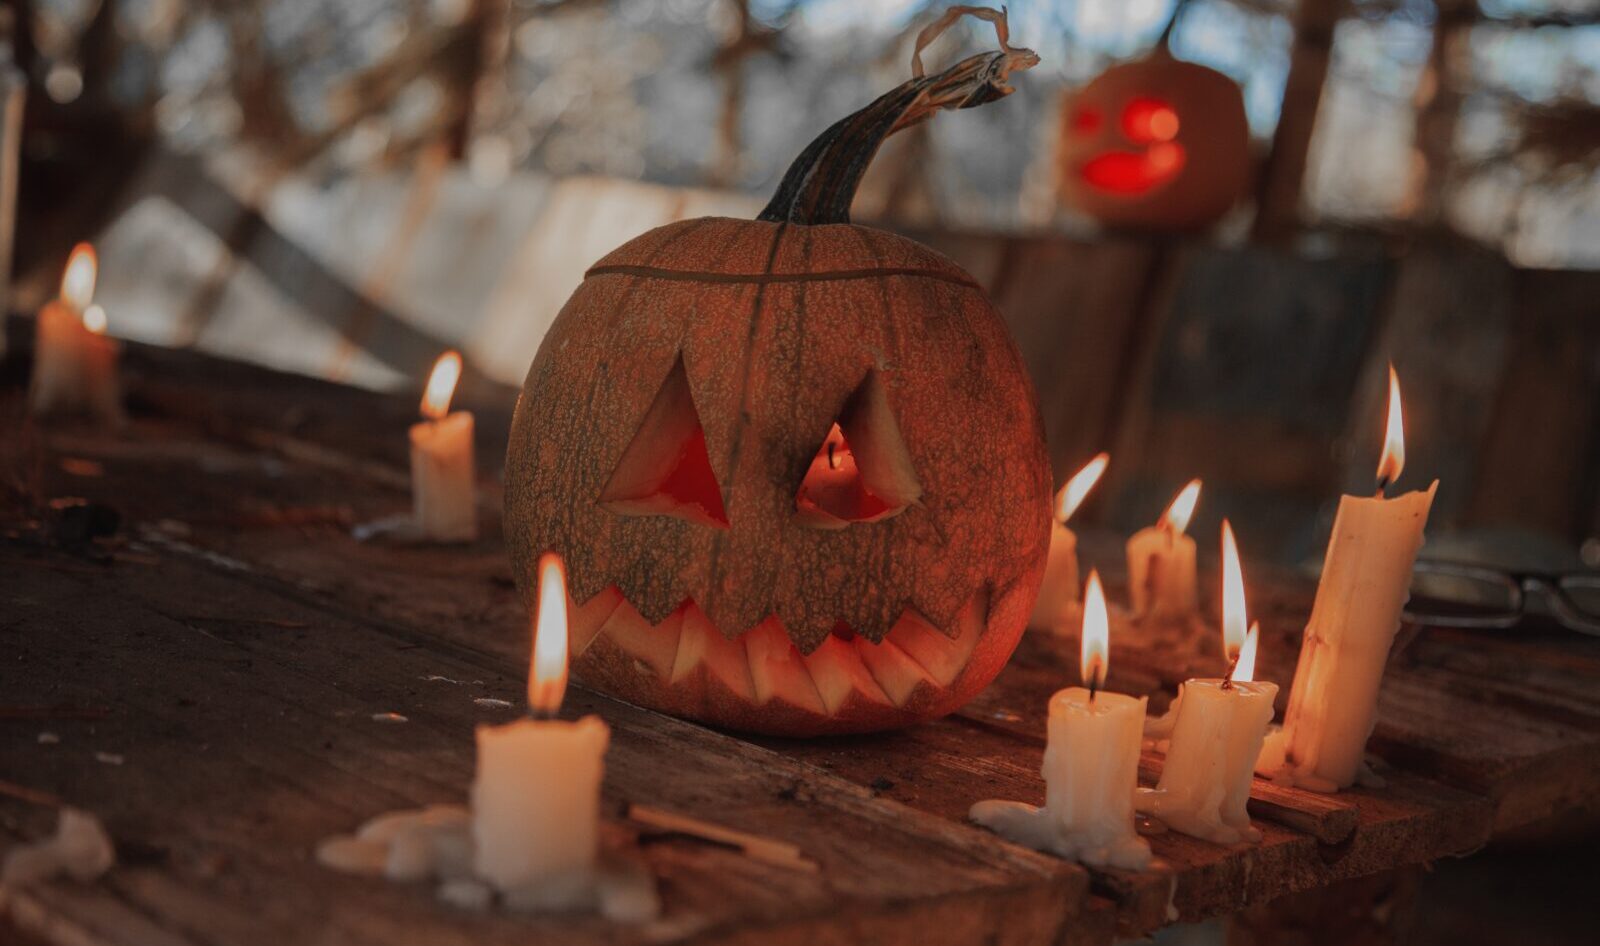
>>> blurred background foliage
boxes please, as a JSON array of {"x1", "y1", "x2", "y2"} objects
[{"x1": 11, "y1": 0, "x2": 1599, "y2": 269}]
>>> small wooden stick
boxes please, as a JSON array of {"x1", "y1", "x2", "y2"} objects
[
  {"x1": 0, "y1": 778, "x2": 65, "y2": 808},
  {"x1": 626, "y1": 804, "x2": 819, "y2": 873}
]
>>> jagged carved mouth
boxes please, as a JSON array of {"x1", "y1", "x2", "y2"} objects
[
  {"x1": 569, "y1": 589, "x2": 989, "y2": 718},
  {"x1": 1079, "y1": 143, "x2": 1187, "y2": 196}
]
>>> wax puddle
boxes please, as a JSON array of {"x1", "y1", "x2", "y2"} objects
[{"x1": 318, "y1": 805, "x2": 659, "y2": 923}]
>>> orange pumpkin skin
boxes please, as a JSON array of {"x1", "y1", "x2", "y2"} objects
[
  {"x1": 1058, "y1": 53, "x2": 1250, "y2": 231},
  {"x1": 504, "y1": 48, "x2": 1051, "y2": 736}
]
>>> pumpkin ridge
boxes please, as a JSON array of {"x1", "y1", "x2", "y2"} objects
[
  {"x1": 697, "y1": 221, "x2": 790, "y2": 631},
  {"x1": 584, "y1": 263, "x2": 981, "y2": 290}
]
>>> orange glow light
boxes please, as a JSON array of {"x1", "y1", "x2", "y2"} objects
[
  {"x1": 60, "y1": 243, "x2": 97, "y2": 312},
  {"x1": 1233, "y1": 622, "x2": 1260, "y2": 685},
  {"x1": 1055, "y1": 452, "x2": 1110, "y2": 523},
  {"x1": 421, "y1": 350, "x2": 463, "y2": 420},
  {"x1": 1160, "y1": 479, "x2": 1202, "y2": 537},
  {"x1": 1220, "y1": 519, "x2": 1247, "y2": 667},
  {"x1": 528, "y1": 552, "x2": 569, "y2": 714},
  {"x1": 1081, "y1": 569, "x2": 1109, "y2": 692},
  {"x1": 1376, "y1": 364, "x2": 1405, "y2": 490},
  {"x1": 1121, "y1": 97, "x2": 1180, "y2": 144},
  {"x1": 82, "y1": 305, "x2": 108, "y2": 336}
]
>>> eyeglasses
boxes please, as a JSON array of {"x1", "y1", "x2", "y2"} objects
[{"x1": 1404, "y1": 561, "x2": 1600, "y2": 636}]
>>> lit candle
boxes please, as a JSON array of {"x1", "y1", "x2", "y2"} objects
[
  {"x1": 1137, "y1": 521, "x2": 1278, "y2": 843},
  {"x1": 409, "y1": 351, "x2": 478, "y2": 542},
  {"x1": 29, "y1": 244, "x2": 123, "y2": 424},
  {"x1": 970, "y1": 572, "x2": 1152, "y2": 870},
  {"x1": 472, "y1": 553, "x2": 610, "y2": 892},
  {"x1": 1125, "y1": 479, "x2": 1201, "y2": 621},
  {"x1": 1029, "y1": 453, "x2": 1110, "y2": 631},
  {"x1": 1257, "y1": 367, "x2": 1436, "y2": 792}
]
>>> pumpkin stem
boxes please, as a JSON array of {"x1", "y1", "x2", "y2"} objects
[{"x1": 757, "y1": 7, "x2": 1038, "y2": 226}]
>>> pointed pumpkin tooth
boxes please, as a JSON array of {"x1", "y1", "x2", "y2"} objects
[
  {"x1": 802, "y1": 635, "x2": 893, "y2": 714},
  {"x1": 673, "y1": 605, "x2": 755, "y2": 701},
  {"x1": 855, "y1": 634, "x2": 934, "y2": 708},
  {"x1": 886, "y1": 602, "x2": 982, "y2": 688},
  {"x1": 601, "y1": 601, "x2": 683, "y2": 681},
  {"x1": 743, "y1": 620, "x2": 826, "y2": 715},
  {"x1": 571, "y1": 587, "x2": 624, "y2": 657}
]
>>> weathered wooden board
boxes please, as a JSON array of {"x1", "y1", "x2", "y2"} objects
[{"x1": 3, "y1": 338, "x2": 1599, "y2": 946}]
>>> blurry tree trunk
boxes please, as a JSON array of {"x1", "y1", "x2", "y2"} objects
[
  {"x1": 1405, "y1": 0, "x2": 1475, "y2": 228},
  {"x1": 710, "y1": 0, "x2": 754, "y2": 188},
  {"x1": 1252, "y1": 0, "x2": 1347, "y2": 242},
  {"x1": 445, "y1": 0, "x2": 511, "y2": 160}
]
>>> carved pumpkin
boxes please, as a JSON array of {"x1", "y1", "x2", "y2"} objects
[
  {"x1": 505, "y1": 37, "x2": 1051, "y2": 736},
  {"x1": 1057, "y1": 50, "x2": 1249, "y2": 231}
]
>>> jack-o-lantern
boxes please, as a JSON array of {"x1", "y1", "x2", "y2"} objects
[
  {"x1": 1057, "y1": 50, "x2": 1249, "y2": 231},
  {"x1": 505, "y1": 33, "x2": 1051, "y2": 736}
]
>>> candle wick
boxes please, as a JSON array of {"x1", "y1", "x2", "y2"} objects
[
  {"x1": 1222, "y1": 654, "x2": 1238, "y2": 689},
  {"x1": 827, "y1": 441, "x2": 837, "y2": 469},
  {"x1": 1374, "y1": 475, "x2": 1390, "y2": 498},
  {"x1": 527, "y1": 706, "x2": 557, "y2": 722}
]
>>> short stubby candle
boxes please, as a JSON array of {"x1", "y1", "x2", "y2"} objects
[
  {"x1": 1126, "y1": 479, "x2": 1201, "y2": 621},
  {"x1": 29, "y1": 244, "x2": 123, "y2": 424},
  {"x1": 1260, "y1": 368, "x2": 1435, "y2": 792},
  {"x1": 472, "y1": 553, "x2": 610, "y2": 892},
  {"x1": 1139, "y1": 521, "x2": 1277, "y2": 844},
  {"x1": 1030, "y1": 453, "x2": 1109, "y2": 631},
  {"x1": 971, "y1": 572, "x2": 1152, "y2": 870},
  {"x1": 409, "y1": 351, "x2": 478, "y2": 542}
]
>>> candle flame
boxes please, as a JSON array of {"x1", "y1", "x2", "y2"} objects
[
  {"x1": 1376, "y1": 364, "x2": 1405, "y2": 489},
  {"x1": 82, "y1": 305, "x2": 108, "y2": 336},
  {"x1": 528, "y1": 552, "x2": 569, "y2": 714},
  {"x1": 1233, "y1": 621, "x2": 1260, "y2": 684},
  {"x1": 1081, "y1": 569, "x2": 1109, "y2": 691},
  {"x1": 1054, "y1": 452, "x2": 1109, "y2": 522},
  {"x1": 60, "y1": 243, "x2": 97, "y2": 311},
  {"x1": 826, "y1": 423, "x2": 845, "y2": 470},
  {"x1": 1220, "y1": 518, "x2": 1247, "y2": 664},
  {"x1": 421, "y1": 350, "x2": 463, "y2": 420},
  {"x1": 1160, "y1": 479, "x2": 1202, "y2": 536}
]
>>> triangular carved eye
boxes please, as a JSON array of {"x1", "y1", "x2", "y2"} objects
[
  {"x1": 598, "y1": 357, "x2": 728, "y2": 528},
  {"x1": 795, "y1": 371, "x2": 921, "y2": 529}
]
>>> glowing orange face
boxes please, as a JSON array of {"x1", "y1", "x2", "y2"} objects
[
  {"x1": 1058, "y1": 56, "x2": 1250, "y2": 231},
  {"x1": 1075, "y1": 96, "x2": 1188, "y2": 196}
]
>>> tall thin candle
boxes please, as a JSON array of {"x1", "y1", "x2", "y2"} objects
[{"x1": 1258, "y1": 367, "x2": 1435, "y2": 791}]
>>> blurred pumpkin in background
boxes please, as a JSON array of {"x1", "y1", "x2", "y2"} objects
[
  {"x1": 1058, "y1": 50, "x2": 1250, "y2": 231},
  {"x1": 504, "y1": 16, "x2": 1051, "y2": 736}
]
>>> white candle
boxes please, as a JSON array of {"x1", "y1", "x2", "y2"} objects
[
  {"x1": 971, "y1": 572, "x2": 1151, "y2": 870},
  {"x1": 410, "y1": 351, "x2": 478, "y2": 542},
  {"x1": 1125, "y1": 479, "x2": 1201, "y2": 621},
  {"x1": 1030, "y1": 453, "x2": 1109, "y2": 631},
  {"x1": 472, "y1": 553, "x2": 610, "y2": 892},
  {"x1": 1139, "y1": 522, "x2": 1277, "y2": 843},
  {"x1": 29, "y1": 244, "x2": 122, "y2": 424},
  {"x1": 1259, "y1": 367, "x2": 1435, "y2": 792}
]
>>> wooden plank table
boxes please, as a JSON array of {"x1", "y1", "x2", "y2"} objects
[{"x1": 3, "y1": 336, "x2": 1597, "y2": 945}]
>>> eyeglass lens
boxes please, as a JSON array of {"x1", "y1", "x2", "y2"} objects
[
  {"x1": 1408, "y1": 565, "x2": 1520, "y2": 620},
  {"x1": 1557, "y1": 575, "x2": 1600, "y2": 621}
]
